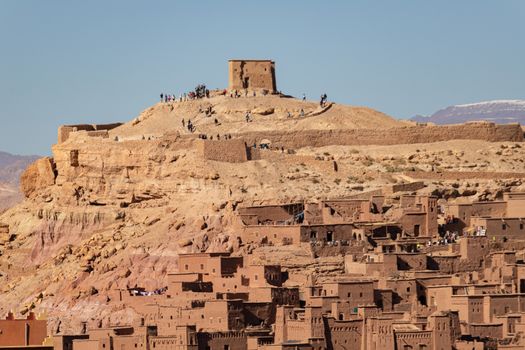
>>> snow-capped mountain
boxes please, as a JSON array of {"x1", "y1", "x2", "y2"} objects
[{"x1": 411, "y1": 100, "x2": 525, "y2": 125}]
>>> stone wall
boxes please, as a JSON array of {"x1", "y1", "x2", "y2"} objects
[
  {"x1": 234, "y1": 122, "x2": 523, "y2": 149},
  {"x1": 58, "y1": 123, "x2": 122, "y2": 143}
]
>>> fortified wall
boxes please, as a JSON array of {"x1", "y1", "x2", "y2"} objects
[
  {"x1": 194, "y1": 122, "x2": 522, "y2": 164},
  {"x1": 57, "y1": 123, "x2": 123, "y2": 143},
  {"x1": 236, "y1": 122, "x2": 523, "y2": 149}
]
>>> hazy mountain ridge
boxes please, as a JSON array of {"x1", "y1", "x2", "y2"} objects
[
  {"x1": 0, "y1": 151, "x2": 39, "y2": 210},
  {"x1": 411, "y1": 99, "x2": 525, "y2": 125}
]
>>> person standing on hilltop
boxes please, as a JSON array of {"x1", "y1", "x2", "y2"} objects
[
  {"x1": 302, "y1": 93, "x2": 306, "y2": 101},
  {"x1": 160, "y1": 93, "x2": 163, "y2": 103},
  {"x1": 320, "y1": 93, "x2": 328, "y2": 107}
]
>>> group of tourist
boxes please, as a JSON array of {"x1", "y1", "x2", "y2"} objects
[
  {"x1": 425, "y1": 231, "x2": 458, "y2": 246},
  {"x1": 229, "y1": 89, "x2": 266, "y2": 98},
  {"x1": 130, "y1": 286, "x2": 167, "y2": 296},
  {"x1": 197, "y1": 133, "x2": 233, "y2": 141},
  {"x1": 182, "y1": 118, "x2": 195, "y2": 133},
  {"x1": 160, "y1": 93, "x2": 178, "y2": 103},
  {"x1": 159, "y1": 84, "x2": 210, "y2": 104},
  {"x1": 193, "y1": 84, "x2": 209, "y2": 99}
]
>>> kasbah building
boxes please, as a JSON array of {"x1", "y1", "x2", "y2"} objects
[{"x1": 3, "y1": 60, "x2": 525, "y2": 350}]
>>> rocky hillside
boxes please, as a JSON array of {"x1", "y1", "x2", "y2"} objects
[
  {"x1": 411, "y1": 99, "x2": 525, "y2": 125},
  {"x1": 0, "y1": 151, "x2": 39, "y2": 211},
  {"x1": 0, "y1": 95, "x2": 524, "y2": 333}
]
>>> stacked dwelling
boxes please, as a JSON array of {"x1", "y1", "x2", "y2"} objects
[
  {"x1": 8, "y1": 189, "x2": 525, "y2": 350},
  {"x1": 238, "y1": 193, "x2": 437, "y2": 256},
  {"x1": 444, "y1": 192, "x2": 525, "y2": 240},
  {"x1": 71, "y1": 251, "x2": 299, "y2": 350}
]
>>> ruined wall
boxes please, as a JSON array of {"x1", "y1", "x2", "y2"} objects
[
  {"x1": 228, "y1": 60, "x2": 276, "y2": 92},
  {"x1": 0, "y1": 223, "x2": 10, "y2": 244},
  {"x1": 235, "y1": 122, "x2": 523, "y2": 149},
  {"x1": 197, "y1": 139, "x2": 259, "y2": 163},
  {"x1": 57, "y1": 123, "x2": 122, "y2": 143},
  {"x1": 238, "y1": 203, "x2": 303, "y2": 225}
]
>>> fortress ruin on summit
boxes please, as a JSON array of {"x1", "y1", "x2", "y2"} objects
[{"x1": 228, "y1": 59, "x2": 276, "y2": 93}]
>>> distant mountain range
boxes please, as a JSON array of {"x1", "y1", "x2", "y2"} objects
[
  {"x1": 0, "y1": 151, "x2": 39, "y2": 211},
  {"x1": 411, "y1": 99, "x2": 525, "y2": 125}
]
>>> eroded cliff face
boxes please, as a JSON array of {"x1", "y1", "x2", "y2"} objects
[{"x1": 1, "y1": 96, "x2": 524, "y2": 333}]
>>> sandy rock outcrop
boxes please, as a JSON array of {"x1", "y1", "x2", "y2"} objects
[{"x1": 20, "y1": 157, "x2": 56, "y2": 198}]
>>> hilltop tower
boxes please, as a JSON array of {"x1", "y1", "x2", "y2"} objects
[{"x1": 228, "y1": 59, "x2": 276, "y2": 93}]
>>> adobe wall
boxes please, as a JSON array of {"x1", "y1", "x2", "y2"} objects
[
  {"x1": 238, "y1": 204, "x2": 303, "y2": 225},
  {"x1": 321, "y1": 200, "x2": 371, "y2": 223},
  {"x1": 383, "y1": 181, "x2": 425, "y2": 195},
  {"x1": 395, "y1": 253, "x2": 427, "y2": 270},
  {"x1": 471, "y1": 217, "x2": 525, "y2": 239},
  {"x1": 241, "y1": 225, "x2": 302, "y2": 245},
  {"x1": 235, "y1": 122, "x2": 523, "y2": 149},
  {"x1": 394, "y1": 330, "x2": 432, "y2": 350},
  {"x1": 504, "y1": 193, "x2": 525, "y2": 217},
  {"x1": 197, "y1": 139, "x2": 259, "y2": 163},
  {"x1": 427, "y1": 255, "x2": 459, "y2": 274},
  {"x1": 57, "y1": 123, "x2": 122, "y2": 143},
  {"x1": 406, "y1": 171, "x2": 525, "y2": 180},
  {"x1": 0, "y1": 316, "x2": 48, "y2": 346}
]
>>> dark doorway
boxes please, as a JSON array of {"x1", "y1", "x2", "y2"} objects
[{"x1": 520, "y1": 279, "x2": 525, "y2": 293}]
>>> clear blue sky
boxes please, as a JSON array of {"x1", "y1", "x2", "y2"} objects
[{"x1": 1, "y1": 1, "x2": 524, "y2": 155}]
